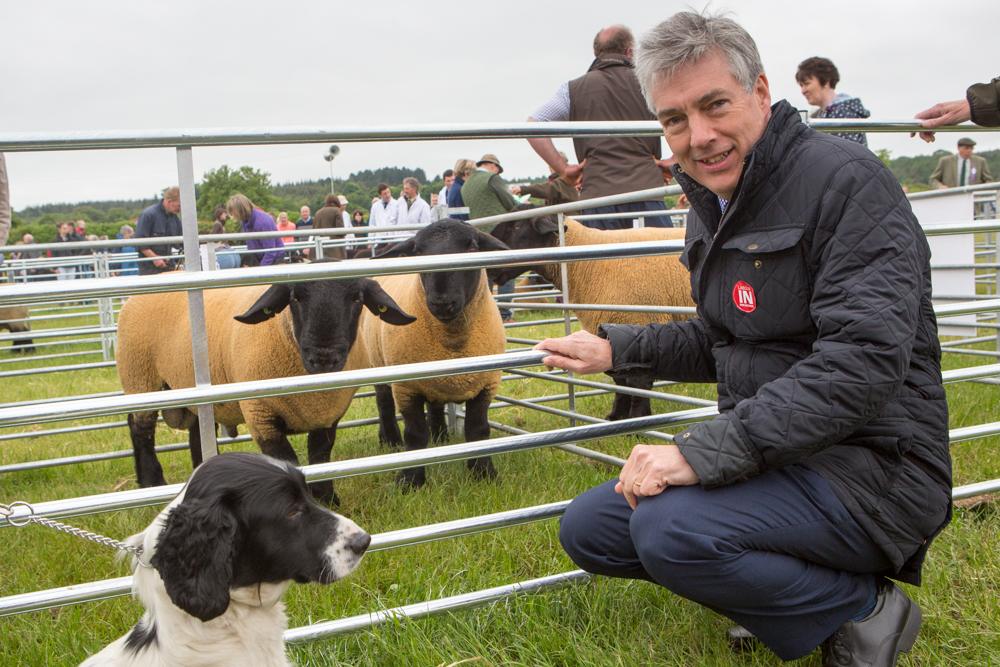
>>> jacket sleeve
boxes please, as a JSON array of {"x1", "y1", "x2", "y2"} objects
[
  {"x1": 929, "y1": 157, "x2": 947, "y2": 188},
  {"x1": 677, "y1": 158, "x2": 924, "y2": 487},
  {"x1": 490, "y1": 176, "x2": 519, "y2": 211},
  {"x1": 979, "y1": 157, "x2": 994, "y2": 184},
  {"x1": 521, "y1": 182, "x2": 554, "y2": 201},
  {"x1": 598, "y1": 317, "x2": 718, "y2": 383},
  {"x1": 967, "y1": 77, "x2": 1000, "y2": 127}
]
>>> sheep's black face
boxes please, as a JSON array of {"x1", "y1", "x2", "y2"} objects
[
  {"x1": 234, "y1": 270, "x2": 416, "y2": 375},
  {"x1": 152, "y1": 453, "x2": 370, "y2": 622},
  {"x1": 287, "y1": 279, "x2": 366, "y2": 374},
  {"x1": 375, "y1": 219, "x2": 510, "y2": 324}
]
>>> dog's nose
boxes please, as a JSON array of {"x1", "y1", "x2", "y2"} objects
[{"x1": 347, "y1": 531, "x2": 371, "y2": 555}]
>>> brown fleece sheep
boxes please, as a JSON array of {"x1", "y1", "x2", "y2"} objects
[
  {"x1": 116, "y1": 273, "x2": 414, "y2": 503},
  {"x1": 0, "y1": 305, "x2": 34, "y2": 353},
  {"x1": 491, "y1": 216, "x2": 692, "y2": 420},
  {"x1": 361, "y1": 219, "x2": 509, "y2": 488}
]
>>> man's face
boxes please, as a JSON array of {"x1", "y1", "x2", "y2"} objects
[
  {"x1": 379, "y1": 188, "x2": 393, "y2": 203},
  {"x1": 59, "y1": 223, "x2": 72, "y2": 236},
  {"x1": 444, "y1": 175, "x2": 455, "y2": 188},
  {"x1": 22, "y1": 234, "x2": 33, "y2": 243},
  {"x1": 402, "y1": 183, "x2": 417, "y2": 199},
  {"x1": 300, "y1": 206, "x2": 310, "y2": 219},
  {"x1": 163, "y1": 198, "x2": 181, "y2": 214},
  {"x1": 958, "y1": 145, "x2": 974, "y2": 159},
  {"x1": 122, "y1": 227, "x2": 133, "y2": 239},
  {"x1": 798, "y1": 76, "x2": 825, "y2": 107},
  {"x1": 652, "y1": 50, "x2": 772, "y2": 200}
]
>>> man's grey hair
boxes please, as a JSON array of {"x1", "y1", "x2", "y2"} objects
[
  {"x1": 635, "y1": 11, "x2": 764, "y2": 110},
  {"x1": 402, "y1": 176, "x2": 421, "y2": 191}
]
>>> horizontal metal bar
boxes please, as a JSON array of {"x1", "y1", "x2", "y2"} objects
[
  {"x1": 0, "y1": 350, "x2": 102, "y2": 366},
  {"x1": 0, "y1": 406, "x2": 718, "y2": 527},
  {"x1": 941, "y1": 364, "x2": 1000, "y2": 382},
  {"x1": 940, "y1": 347, "x2": 1000, "y2": 358},
  {"x1": 503, "y1": 302, "x2": 696, "y2": 314},
  {"x1": 0, "y1": 390, "x2": 122, "y2": 410},
  {"x1": 508, "y1": 369, "x2": 717, "y2": 407},
  {"x1": 908, "y1": 183, "x2": 1000, "y2": 200},
  {"x1": 0, "y1": 500, "x2": 574, "y2": 617},
  {"x1": 0, "y1": 326, "x2": 115, "y2": 341},
  {"x1": 948, "y1": 421, "x2": 1000, "y2": 444},
  {"x1": 0, "y1": 241, "x2": 685, "y2": 306},
  {"x1": 493, "y1": 394, "x2": 674, "y2": 443},
  {"x1": 284, "y1": 570, "x2": 591, "y2": 644},
  {"x1": 0, "y1": 350, "x2": 548, "y2": 429},
  {"x1": 0, "y1": 361, "x2": 116, "y2": 379},
  {"x1": 482, "y1": 418, "x2": 627, "y2": 467},
  {"x1": 921, "y1": 220, "x2": 1000, "y2": 236},
  {"x1": 952, "y1": 479, "x2": 1000, "y2": 500}
]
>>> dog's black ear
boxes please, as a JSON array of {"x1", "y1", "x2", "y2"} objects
[
  {"x1": 151, "y1": 499, "x2": 238, "y2": 622},
  {"x1": 234, "y1": 285, "x2": 291, "y2": 324},
  {"x1": 360, "y1": 279, "x2": 417, "y2": 326}
]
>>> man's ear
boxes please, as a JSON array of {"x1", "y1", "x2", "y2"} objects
[
  {"x1": 233, "y1": 285, "x2": 291, "y2": 324},
  {"x1": 373, "y1": 238, "x2": 416, "y2": 259},
  {"x1": 474, "y1": 229, "x2": 510, "y2": 252},
  {"x1": 360, "y1": 279, "x2": 417, "y2": 326},
  {"x1": 532, "y1": 215, "x2": 559, "y2": 236}
]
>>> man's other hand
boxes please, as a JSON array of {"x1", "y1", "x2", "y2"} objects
[
  {"x1": 534, "y1": 330, "x2": 612, "y2": 374},
  {"x1": 615, "y1": 443, "x2": 699, "y2": 510}
]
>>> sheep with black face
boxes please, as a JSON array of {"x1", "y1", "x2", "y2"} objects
[
  {"x1": 359, "y1": 219, "x2": 510, "y2": 488},
  {"x1": 116, "y1": 264, "x2": 416, "y2": 503},
  {"x1": 489, "y1": 211, "x2": 692, "y2": 421}
]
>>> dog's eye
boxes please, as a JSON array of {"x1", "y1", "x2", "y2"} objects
[{"x1": 287, "y1": 507, "x2": 304, "y2": 519}]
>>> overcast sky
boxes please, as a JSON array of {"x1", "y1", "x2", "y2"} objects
[{"x1": 3, "y1": 1, "x2": 998, "y2": 210}]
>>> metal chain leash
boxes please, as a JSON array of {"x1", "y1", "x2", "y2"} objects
[{"x1": 1, "y1": 501, "x2": 151, "y2": 568}]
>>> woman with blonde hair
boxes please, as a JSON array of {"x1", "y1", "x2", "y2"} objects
[
  {"x1": 447, "y1": 158, "x2": 476, "y2": 221},
  {"x1": 276, "y1": 211, "x2": 296, "y2": 244},
  {"x1": 225, "y1": 193, "x2": 285, "y2": 266}
]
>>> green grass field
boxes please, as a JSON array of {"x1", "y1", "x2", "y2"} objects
[{"x1": 1, "y1": 303, "x2": 998, "y2": 666}]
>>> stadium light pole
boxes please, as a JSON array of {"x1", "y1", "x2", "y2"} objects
[{"x1": 324, "y1": 144, "x2": 340, "y2": 195}]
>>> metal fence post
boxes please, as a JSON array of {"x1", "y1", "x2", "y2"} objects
[
  {"x1": 96, "y1": 252, "x2": 114, "y2": 360},
  {"x1": 314, "y1": 236, "x2": 325, "y2": 260},
  {"x1": 177, "y1": 147, "x2": 218, "y2": 462},
  {"x1": 556, "y1": 212, "x2": 576, "y2": 428}
]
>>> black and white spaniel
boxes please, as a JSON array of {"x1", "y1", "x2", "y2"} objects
[{"x1": 81, "y1": 452, "x2": 370, "y2": 666}]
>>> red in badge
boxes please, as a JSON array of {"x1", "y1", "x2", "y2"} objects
[{"x1": 732, "y1": 280, "x2": 756, "y2": 313}]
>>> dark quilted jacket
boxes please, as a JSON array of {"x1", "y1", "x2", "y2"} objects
[{"x1": 600, "y1": 101, "x2": 951, "y2": 584}]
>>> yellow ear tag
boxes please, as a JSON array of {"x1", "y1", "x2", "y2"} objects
[{"x1": 378, "y1": 305, "x2": 388, "y2": 313}]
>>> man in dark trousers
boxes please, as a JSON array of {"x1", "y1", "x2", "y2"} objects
[
  {"x1": 134, "y1": 186, "x2": 183, "y2": 275},
  {"x1": 539, "y1": 11, "x2": 950, "y2": 666},
  {"x1": 526, "y1": 25, "x2": 670, "y2": 229}
]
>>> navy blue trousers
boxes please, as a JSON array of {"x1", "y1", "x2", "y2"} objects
[
  {"x1": 579, "y1": 201, "x2": 673, "y2": 229},
  {"x1": 559, "y1": 466, "x2": 891, "y2": 660}
]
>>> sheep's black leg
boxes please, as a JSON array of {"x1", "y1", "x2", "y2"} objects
[
  {"x1": 307, "y1": 425, "x2": 340, "y2": 506},
  {"x1": 375, "y1": 385, "x2": 403, "y2": 449},
  {"x1": 11, "y1": 337, "x2": 34, "y2": 354},
  {"x1": 463, "y1": 389, "x2": 497, "y2": 481},
  {"x1": 188, "y1": 417, "x2": 204, "y2": 470},
  {"x1": 628, "y1": 376, "x2": 654, "y2": 419},
  {"x1": 428, "y1": 402, "x2": 448, "y2": 443},
  {"x1": 397, "y1": 397, "x2": 429, "y2": 489},
  {"x1": 606, "y1": 382, "x2": 632, "y2": 421},
  {"x1": 128, "y1": 412, "x2": 166, "y2": 487},
  {"x1": 257, "y1": 434, "x2": 299, "y2": 465}
]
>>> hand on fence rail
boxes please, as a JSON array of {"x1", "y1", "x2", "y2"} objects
[
  {"x1": 913, "y1": 99, "x2": 971, "y2": 142},
  {"x1": 534, "y1": 330, "x2": 612, "y2": 374}
]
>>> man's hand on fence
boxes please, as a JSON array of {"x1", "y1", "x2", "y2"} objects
[
  {"x1": 535, "y1": 330, "x2": 612, "y2": 374},
  {"x1": 912, "y1": 99, "x2": 971, "y2": 143}
]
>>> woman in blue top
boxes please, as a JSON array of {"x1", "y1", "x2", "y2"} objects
[
  {"x1": 225, "y1": 193, "x2": 285, "y2": 266},
  {"x1": 446, "y1": 159, "x2": 476, "y2": 221}
]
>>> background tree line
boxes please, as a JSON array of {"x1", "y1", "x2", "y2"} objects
[{"x1": 9, "y1": 149, "x2": 1000, "y2": 244}]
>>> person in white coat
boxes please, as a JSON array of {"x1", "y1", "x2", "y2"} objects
[
  {"x1": 369, "y1": 183, "x2": 400, "y2": 251},
  {"x1": 395, "y1": 177, "x2": 431, "y2": 238}
]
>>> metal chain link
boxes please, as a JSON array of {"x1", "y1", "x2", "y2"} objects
[{"x1": 1, "y1": 501, "x2": 151, "y2": 568}]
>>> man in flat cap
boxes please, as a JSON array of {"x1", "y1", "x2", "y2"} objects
[
  {"x1": 930, "y1": 137, "x2": 993, "y2": 189},
  {"x1": 461, "y1": 153, "x2": 519, "y2": 321}
]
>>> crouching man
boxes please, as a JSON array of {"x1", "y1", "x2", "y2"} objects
[{"x1": 537, "y1": 11, "x2": 951, "y2": 666}]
